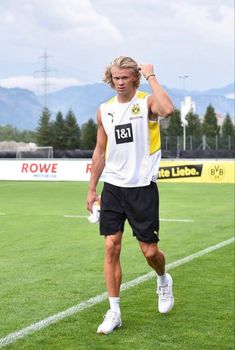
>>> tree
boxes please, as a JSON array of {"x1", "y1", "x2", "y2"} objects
[
  {"x1": 221, "y1": 114, "x2": 234, "y2": 138},
  {"x1": 18, "y1": 130, "x2": 37, "y2": 143},
  {"x1": 36, "y1": 107, "x2": 52, "y2": 146},
  {"x1": 64, "y1": 110, "x2": 81, "y2": 149},
  {"x1": 166, "y1": 109, "x2": 182, "y2": 137},
  {"x1": 221, "y1": 113, "x2": 235, "y2": 150},
  {"x1": 81, "y1": 118, "x2": 97, "y2": 150},
  {"x1": 202, "y1": 105, "x2": 220, "y2": 137},
  {"x1": 0, "y1": 125, "x2": 19, "y2": 141},
  {"x1": 51, "y1": 111, "x2": 67, "y2": 149},
  {"x1": 186, "y1": 111, "x2": 202, "y2": 137},
  {"x1": 0, "y1": 125, "x2": 36, "y2": 143}
]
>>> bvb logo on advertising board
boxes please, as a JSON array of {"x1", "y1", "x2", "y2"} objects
[{"x1": 209, "y1": 164, "x2": 225, "y2": 181}]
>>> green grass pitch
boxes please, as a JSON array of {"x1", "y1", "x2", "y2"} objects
[{"x1": 0, "y1": 181, "x2": 234, "y2": 350}]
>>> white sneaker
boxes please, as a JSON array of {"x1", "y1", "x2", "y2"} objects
[
  {"x1": 97, "y1": 310, "x2": 122, "y2": 334},
  {"x1": 157, "y1": 273, "x2": 174, "y2": 314}
]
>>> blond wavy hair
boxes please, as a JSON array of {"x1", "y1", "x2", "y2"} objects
[{"x1": 103, "y1": 56, "x2": 141, "y2": 89}]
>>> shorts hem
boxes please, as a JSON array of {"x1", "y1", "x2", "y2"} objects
[
  {"x1": 135, "y1": 234, "x2": 160, "y2": 244},
  {"x1": 100, "y1": 230, "x2": 123, "y2": 236}
]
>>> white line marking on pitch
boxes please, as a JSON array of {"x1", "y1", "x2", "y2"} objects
[
  {"x1": 64, "y1": 215, "x2": 194, "y2": 223},
  {"x1": 64, "y1": 215, "x2": 88, "y2": 218},
  {"x1": 0, "y1": 237, "x2": 233, "y2": 348},
  {"x1": 160, "y1": 218, "x2": 194, "y2": 223}
]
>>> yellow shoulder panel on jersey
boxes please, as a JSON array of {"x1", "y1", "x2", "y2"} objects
[
  {"x1": 149, "y1": 120, "x2": 161, "y2": 154},
  {"x1": 137, "y1": 91, "x2": 148, "y2": 99},
  {"x1": 106, "y1": 96, "x2": 116, "y2": 105}
]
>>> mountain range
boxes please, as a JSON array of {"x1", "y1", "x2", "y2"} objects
[{"x1": 0, "y1": 82, "x2": 234, "y2": 130}]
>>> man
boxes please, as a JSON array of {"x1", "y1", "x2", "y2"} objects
[{"x1": 87, "y1": 56, "x2": 174, "y2": 335}]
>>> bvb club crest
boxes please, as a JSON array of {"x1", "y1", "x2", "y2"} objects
[{"x1": 131, "y1": 104, "x2": 140, "y2": 115}]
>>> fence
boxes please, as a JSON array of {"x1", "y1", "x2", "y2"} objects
[
  {"x1": 0, "y1": 137, "x2": 234, "y2": 159},
  {"x1": 161, "y1": 135, "x2": 234, "y2": 152}
]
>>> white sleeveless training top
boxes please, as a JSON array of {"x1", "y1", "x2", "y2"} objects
[{"x1": 100, "y1": 90, "x2": 161, "y2": 187}]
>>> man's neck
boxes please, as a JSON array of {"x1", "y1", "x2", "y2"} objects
[{"x1": 117, "y1": 89, "x2": 137, "y2": 103}]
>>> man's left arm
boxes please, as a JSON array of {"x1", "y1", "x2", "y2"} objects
[{"x1": 139, "y1": 63, "x2": 174, "y2": 117}]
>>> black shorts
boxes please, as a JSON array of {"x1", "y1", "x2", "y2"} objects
[{"x1": 99, "y1": 182, "x2": 160, "y2": 244}]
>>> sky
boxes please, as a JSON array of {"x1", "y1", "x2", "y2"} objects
[{"x1": 0, "y1": 0, "x2": 234, "y2": 93}]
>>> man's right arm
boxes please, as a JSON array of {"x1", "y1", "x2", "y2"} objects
[{"x1": 87, "y1": 109, "x2": 107, "y2": 212}]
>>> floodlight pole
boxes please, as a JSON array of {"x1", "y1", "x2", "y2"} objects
[
  {"x1": 179, "y1": 74, "x2": 189, "y2": 151},
  {"x1": 183, "y1": 117, "x2": 186, "y2": 151},
  {"x1": 178, "y1": 74, "x2": 189, "y2": 91}
]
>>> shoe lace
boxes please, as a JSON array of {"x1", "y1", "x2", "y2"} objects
[
  {"x1": 157, "y1": 284, "x2": 171, "y2": 300},
  {"x1": 103, "y1": 310, "x2": 117, "y2": 322}
]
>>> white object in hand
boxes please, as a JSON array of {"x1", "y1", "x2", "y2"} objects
[{"x1": 88, "y1": 201, "x2": 100, "y2": 223}]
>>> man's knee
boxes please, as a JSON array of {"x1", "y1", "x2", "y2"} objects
[
  {"x1": 105, "y1": 233, "x2": 122, "y2": 259},
  {"x1": 144, "y1": 246, "x2": 157, "y2": 261},
  {"x1": 141, "y1": 242, "x2": 161, "y2": 261}
]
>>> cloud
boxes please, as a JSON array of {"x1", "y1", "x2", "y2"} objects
[
  {"x1": 0, "y1": 0, "x2": 233, "y2": 90},
  {"x1": 170, "y1": 1, "x2": 233, "y2": 45},
  {"x1": 0, "y1": 0, "x2": 123, "y2": 85},
  {"x1": 0, "y1": 75, "x2": 81, "y2": 93},
  {"x1": 0, "y1": 0, "x2": 122, "y2": 46}
]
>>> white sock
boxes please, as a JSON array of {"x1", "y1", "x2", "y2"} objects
[
  {"x1": 109, "y1": 297, "x2": 121, "y2": 315},
  {"x1": 157, "y1": 273, "x2": 168, "y2": 286}
]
